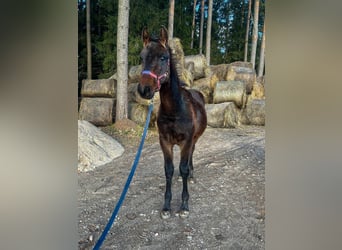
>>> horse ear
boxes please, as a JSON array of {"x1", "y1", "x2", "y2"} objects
[
  {"x1": 159, "y1": 26, "x2": 168, "y2": 47},
  {"x1": 142, "y1": 27, "x2": 150, "y2": 47}
]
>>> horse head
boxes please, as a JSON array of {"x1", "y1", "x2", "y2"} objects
[{"x1": 137, "y1": 26, "x2": 170, "y2": 99}]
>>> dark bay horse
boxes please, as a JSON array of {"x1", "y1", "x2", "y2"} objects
[{"x1": 137, "y1": 27, "x2": 207, "y2": 219}]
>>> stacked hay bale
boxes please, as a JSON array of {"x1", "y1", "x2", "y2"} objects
[
  {"x1": 78, "y1": 79, "x2": 116, "y2": 126},
  {"x1": 86, "y1": 38, "x2": 265, "y2": 128},
  {"x1": 169, "y1": 38, "x2": 194, "y2": 88},
  {"x1": 203, "y1": 61, "x2": 265, "y2": 127}
]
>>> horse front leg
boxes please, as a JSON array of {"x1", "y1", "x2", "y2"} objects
[
  {"x1": 160, "y1": 139, "x2": 174, "y2": 219},
  {"x1": 177, "y1": 142, "x2": 193, "y2": 218}
]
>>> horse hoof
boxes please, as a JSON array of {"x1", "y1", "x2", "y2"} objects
[
  {"x1": 178, "y1": 210, "x2": 189, "y2": 218},
  {"x1": 160, "y1": 210, "x2": 171, "y2": 219}
]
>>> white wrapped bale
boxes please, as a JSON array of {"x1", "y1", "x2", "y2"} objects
[
  {"x1": 226, "y1": 62, "x2": 256, "y2": 94},
  {"x1": 79, "y1": 98, "x2": 115, "y2": 126},
  {"x1": 246, "y1": 98, "x2": 265, "y2": 126},
  {"x1": 205, "y1": 102, "x2": 239, "y2": 128},
  {"x1": 81, "y1": 79, "x2": 115, "y2": 98},
  {"x1": 184, "y1": 54, "x2": 211, "y2": 80},
  {"x1": 213, "y1": 80, "x2": 247, "y2": 109}
]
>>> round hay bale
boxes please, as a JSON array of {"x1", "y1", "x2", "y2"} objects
[
  {"x1": 205, "y1": 102, "x2": 239, "y2": 128},
  {"x1": 251, "y1": 81, "x2": 265, "y2": 99},
  {"x1": 186, "y1": 61, "x2": 195, "y2": 73},
  {"x1": 191, "y1": 84, "x2": 212, "y2": 104},
  {"x1": 226, "y1": 62, "x2": 256, "y2": 94},
  {"x1": 257, "y1": 76, "x2": 265, "y2": 85},
  {"x1": 184, "y1": 54, "x2": 211, "y2": 80},
  {"x1": 205, "y1": 103, "x2": 226, "y2": 128},
  {"x1": 81, "y1": 79, "x2": 115, "y2": 98},
  {"x1": 128, "y1": 102, "x2": 157, "y2": 127},
  {"x1": 128, "y1": 64, "x2": 142, "y2": 83},
  {"x1": 229, "y1": 61, "x2": 253, "y2": 68},
  {"x1": 213, "y1": 80, "x2": 247, "y2": 108},
  {"x1": 209, "y1": 73, "x2": 219, "y2": 90},
  {"x1": 193, "y1": 77, "x2": 210, "y2": 88},
  {"x1": 127, "y1": 83, "x2": 138, "y2": 103},
  {"x1": 78, "y1": 98, "x2": 115, "y2": 126},
  {"x1": 246, "y1": 98, "x2": 265, "y2": 126},
  {"x1": 169, "y1": 38, "x2": 193, "y2": 87},
  {"x1": 210, "y1": 64, "x2": 230, "y2": 81},
  {"x1": 223, "y1": 103, "x2": 239, "y2": 128},
  {"x1": 180, "y1": 68, "x2": 193, "y2": 88},
  {"x1": 169, "y1": 38, "x2": 185, "y2": 70},
  {"x1": 136, "y1": 88, "x2": 160, "y2": 107},
  {"x1": 237, "y1": 108, "x2": 250, "y2": 125}
]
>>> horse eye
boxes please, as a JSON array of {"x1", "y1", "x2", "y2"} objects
[{"x1": 160, "y1": 56, "x2": 168, "y2": 61}]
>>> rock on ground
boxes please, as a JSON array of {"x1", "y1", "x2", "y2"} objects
[{"x1": 78, "y1": 120, "x2": 124, "y2": 172}]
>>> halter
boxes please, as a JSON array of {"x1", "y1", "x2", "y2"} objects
[
  {"x1": 141, "y1": 56, "x2": 170, "y2": 91},
  {"x1": 141, "y1": 70, "x2": 169, "y2": 91}
]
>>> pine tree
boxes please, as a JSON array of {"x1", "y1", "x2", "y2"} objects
[
  {"x1": 205, "y1": 0, "x2": 213, "y2": 65},
  {"x1": 250, "y1": 0, "x2": 259, "y2": 68},
  {"x1": 116, "y1": 0, "x2": 129, "y2": 121}
]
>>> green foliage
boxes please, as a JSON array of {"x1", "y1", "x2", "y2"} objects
[{"x1": 78, "y1": 0, "x2": 265, "y2": 83}]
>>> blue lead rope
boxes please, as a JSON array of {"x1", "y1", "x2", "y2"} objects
[{"x1": 93, "y1": 103, "x2": 154, "y2": 250}]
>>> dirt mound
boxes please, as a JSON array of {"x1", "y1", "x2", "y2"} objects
[{"x1": 113, "y1": 118, "x2": 140, "y2": 131}]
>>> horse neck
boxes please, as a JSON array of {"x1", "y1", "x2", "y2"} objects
[{"x1": 159, "y1": 58, "x2": 183, "y2": 113}]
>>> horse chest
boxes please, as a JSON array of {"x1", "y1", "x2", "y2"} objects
[{"x1": 157, "y1": 115, "x2": 193, "y2": 144}]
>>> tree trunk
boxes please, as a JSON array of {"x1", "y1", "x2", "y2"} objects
[
  {"x1": 205, "y1": 0, "x2": 213, "y2": 65},
  {"x1": 190, "y1": 0, "x2": 197, "y2": 49},
  {"x1": 250, "y1": 0, "x2": 259, "y2": 68},
  {"x1": 168, "y1": 0, "x2": 175, "y2": 39},
  {"x1": 86, "y1": 0, "x2": 92, "y2": 79},
  {"x1": 244, "y1": 0, "x2": 252, "y2": 62},
  {"x1": 199, "y1": 0, "x2": 204, "y2": 55},
  {"x1": 258, "y1": 21, "x2": 265, "y2": 77},
  {"x1": 116, "y1": 0, "x2": 129, "y2": 121}
]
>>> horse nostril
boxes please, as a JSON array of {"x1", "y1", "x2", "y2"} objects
[
  {"x1": 144, "y1": 86, "x2": 151, "y2": 95},
  {"x1": 137, "y1": 84, "x2": 153, "y2": 99}
]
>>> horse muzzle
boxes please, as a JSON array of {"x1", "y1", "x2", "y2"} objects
[{"x1": 137, "y1": 83, "x2": 155, "y2": 99}]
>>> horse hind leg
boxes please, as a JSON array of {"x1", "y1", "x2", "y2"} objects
[
  {"x1": 177, "y1": 144, "x2": 195, "y2": 184},
  {"x1": 189, "y1": 144, "x2": 195, "y2": 184}
]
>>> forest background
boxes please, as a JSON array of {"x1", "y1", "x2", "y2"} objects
[{"x1": 78, "y1": 0, "x2": 265, "y2": 89}]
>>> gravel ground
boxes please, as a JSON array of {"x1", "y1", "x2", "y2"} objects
[{"x1": 78, "y1": 125, "x2": 265, "y2": 249}]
